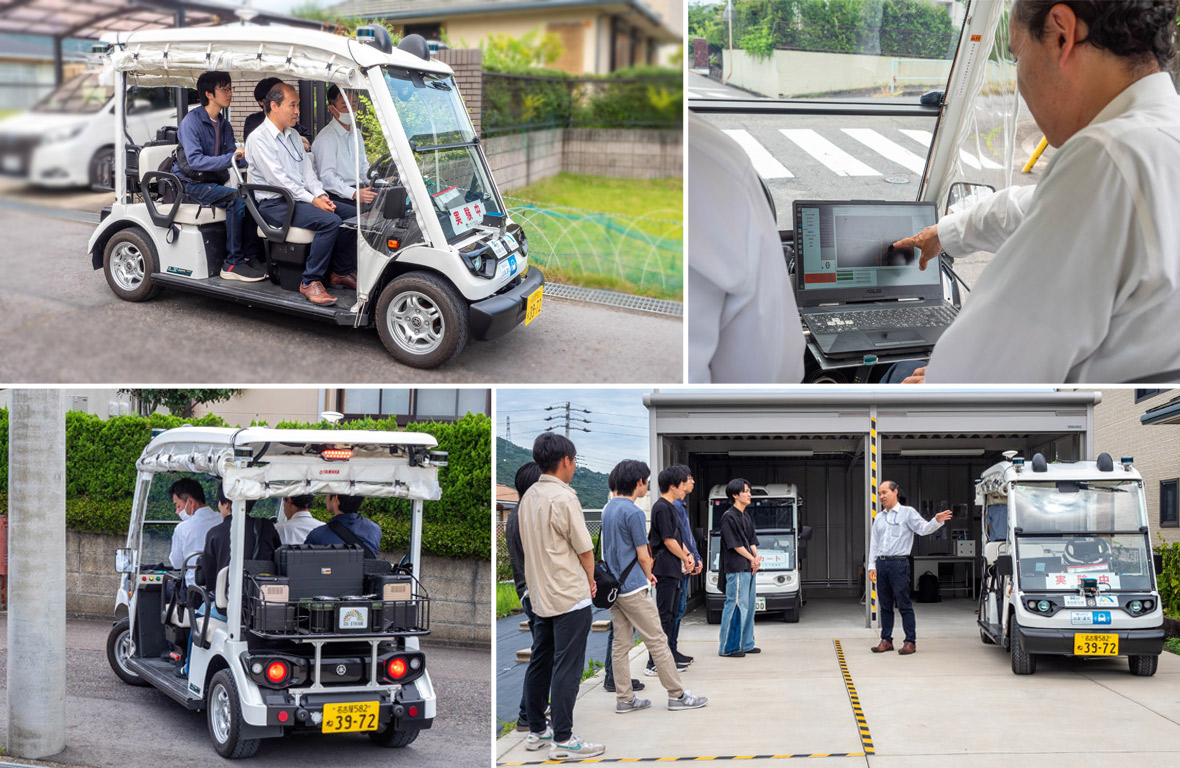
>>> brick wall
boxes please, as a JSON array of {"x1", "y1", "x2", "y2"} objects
[
  {"x1": 435, "y1": 48, "x2": 483, "y2": 136},
  {"x1": 67, "y1": 531, "x2": 490, "y2": 648},
  {"x1": 485, "y1": 127, "x2": 683, "y2": 191},
  {"x1": 1093, "y1": 389, "x2": 1180, "y2": 544}
]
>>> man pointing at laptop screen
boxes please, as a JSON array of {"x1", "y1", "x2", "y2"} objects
[{"x1": 894, "y1": 0, "x2": 1180, "y2": 384}]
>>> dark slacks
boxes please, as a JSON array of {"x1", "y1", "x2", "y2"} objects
[
  {"x1": 877, "y1": 558, "x2": 916, "y2": 644},
  {"x1": 257, "y1": 198, "x2": 356, "y2": 285},
  {"x1": 516, "y1": 595, "x2": 535, "y2": 724},
  {"x1": 646, "y1": 576, "x2": 681, "y2": 668},
  {"x1": 525, "y1": 605, "x2": 591, "y2": 743}
]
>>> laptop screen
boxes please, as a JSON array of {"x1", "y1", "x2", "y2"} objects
[{"x1": 794, "y1": 201, "x2": 940, "y2": 306}]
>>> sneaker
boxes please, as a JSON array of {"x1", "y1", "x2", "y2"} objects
[
  {"x1": 674, "y1": 653, "x2": 694, "y2": 665},
  {"x1": 615, "y1": 696, "x2": 651, "y2": 714},
  {"x1": 220, "y1": 260, "x2": 267, "y2": 282},
  {"x1": 525, "y1": 727, "x2": 553, "y2": 751},
  {"x1": 720, "y1": 650, "x2": 746, "y2": 658},
  {"x1": 548, "y1": 734, "x2": 605, "y2": 761},
  {"x1": 668, "y1": 690, "x2": 709, "y2": 711},
  {"x1": 603, "y1": 678, "x2": 645, "y2": 693},
  {"x1": 643, "y1": 665, "x2": 659, "y2": 677},
  {"x1": 745, "y1": 647, "x2": 762, "y2": 654}
]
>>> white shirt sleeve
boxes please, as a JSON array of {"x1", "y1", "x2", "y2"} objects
[
  {"x1": 926, "y1": 136, "x2": 1138, "y2": 383},
  {"x1": 299, "y1": 134, "x2": 326, "y2": 200},
  {"x1": 169, "y1": 521, "x2": 187, "y2": 570},
  {"x1": 867, "y1": 517, "x2": 879, "y2": 568},
  {"x1": 908, "y1": 508, "x2": 944, "y2": 537},
  {"x1": 313, "y1": 127, "x2": 363, "y2": 200},
  {"x1": 937, "y1": 185, "x2": 1038, "y2": 257},
  {"x1": 247, "y1": 127, "x2": 319, "y2": 204}
]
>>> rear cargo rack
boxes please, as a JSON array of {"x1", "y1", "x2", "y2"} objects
[{"x1": 243, "y1": 572, "x2": 431, "y2": 639}]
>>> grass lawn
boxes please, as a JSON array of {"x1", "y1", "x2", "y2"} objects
[
  {"x1": 505, "y1": 173, "x2": 683, "y2": 300},
  {"x1": 496, "y1": 581, "x2": 521, "y2": 619},
  {"x1": 0, "y1": 109, "x2": 20, "y2": 119}
]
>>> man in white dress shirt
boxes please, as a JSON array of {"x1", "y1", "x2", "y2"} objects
[
  {"x1": 168, "y1": 478, "x2": 222, "y2": 590},
  {"x1": 867, "y1": 481, "x2": 953, "y2": 655},
  {"x1": 275, "y1": 494, "x2": 325, "y2": 546},
  {"x1": 245, "y1": 82, "x2": 357, "y2": 306},
  {"x1": 893, "y1": 0, "x2": 1180, "y2": 383},
  {"x1": 312, "y1": 85, "x2": 378, "y2": 212}
]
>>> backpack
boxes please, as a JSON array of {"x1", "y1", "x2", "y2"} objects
[
  {"x1": 916, "y1": 571, "x2": 941, "y2": 603},
  {"x1": 591, "y1": 555, "x2": 639, "y2": 609}
]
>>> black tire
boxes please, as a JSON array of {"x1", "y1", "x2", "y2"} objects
[
  {"x1": 103, "y1": 227, "x2": 162, "y2": 302},
  {"x1": 706, "y1": 608, "x2": 721, "y2": 625},
  {"x1": 369, "y1": 721, "x2": 420, "y2": 748},
  {"x1": 206, "y1": 669, "x2": 261, "y2": 759},
  {"x1": 106, "y1": 617, "x2": 149, "y2": 687},
  {"x1": 980, "y1": 627, "x2": 996, "y2": 645},
  {"x1": 1129, "y1": 654, "x2": 1158, "y2": 677},
  {"x1": 375, "y1": 272, "x2": 469, "y2": 369},
  {"x1": 90, "y1": 145, "x2": 115, "y2": 189},
  {"x1": 1009, "y1": 619, "x2": 1035, "y2": 675}
]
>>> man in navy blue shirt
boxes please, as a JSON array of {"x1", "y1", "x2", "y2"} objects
[
  {"x1": 669, "y1": 466, "x2": 702, "y2": 666},
  {"x1": 304, "y1": 494, "x2": 382, "y2": 555},
  {"x1": 174, "y1": 71, "x2": 264, "y2": 282}
]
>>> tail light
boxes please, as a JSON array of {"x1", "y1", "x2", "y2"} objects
[
  {"x1": 379, "y1": 651, "x2": 424, "y2": 685},
  {"x1": 266, "y1": 661, "x2": 289, "y2": 684},
  {"x1": 388, "y1": 658, "x2": 407, "y2": 679},
  {"x1": 321, "y1": 447, "x2": 353, "y2": 461}
]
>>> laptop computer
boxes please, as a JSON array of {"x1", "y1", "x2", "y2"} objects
[{"x1": 792, "y1": 200, "x2": 958, "y2": 359}]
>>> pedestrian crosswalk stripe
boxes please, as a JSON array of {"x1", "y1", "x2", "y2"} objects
[
  {"x1": 897, "y1": 129, "x2": 1003, "y2": 170},
  {"x1": 687, "y1": 91, "x2": 704, "y2": 99},
  {"x1": 722, "y1": 129, "x2": 794, "y2": 179},
  {"x1": 780, "y1": 129, "x2": 880, "y2": 177},
  {"x1": 842, "y1": 128, "x2": 926, "y2": 174}
]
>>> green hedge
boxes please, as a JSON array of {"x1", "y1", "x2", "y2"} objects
[
  {"x1": 0, "y1": 409, "x2": 491, "y2": 560},
  {"x1": 1157, "y1": 539, "x2": 1180, "y2": 619}
]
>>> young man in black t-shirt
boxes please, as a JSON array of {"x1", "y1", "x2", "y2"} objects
[
  {"x1": 644, "y1": 465, "x2": 696, "y2": 676},
  {"x1": 718, "y1": 478, "x2": 761, "y2": 657}
]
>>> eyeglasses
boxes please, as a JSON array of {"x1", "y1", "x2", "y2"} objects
[{"x1": 215, "y1": 86, "x2": 233, "y2": 94}]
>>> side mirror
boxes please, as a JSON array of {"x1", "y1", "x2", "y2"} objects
[
  {"x1": 995, "y1": 554, "x2": 1013, "y2": 577},
  {"x1": 115, "y1": 548, "x2": 138, "y2": 574},
  {"x1": 383, "y1": 185, "x2": 408, "y2": 220},
  {"x1": 946, "y1": 181, "x2": 996, "y2": 217},
  {"x1": 799, "y1": 525, "x2": 814, "y2": 541}
]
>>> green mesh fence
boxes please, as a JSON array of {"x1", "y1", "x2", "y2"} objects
[{"x1": 504, "y1": 197, "x2": 683, "y2": 300}]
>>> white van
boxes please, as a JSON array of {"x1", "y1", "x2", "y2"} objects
[{"x1": 975, "y1": 451, "x2": 1165, "y2": 676}]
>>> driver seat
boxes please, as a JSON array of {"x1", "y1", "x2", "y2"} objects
[{"x1": 196, "y1": 567, "x2": 231, "y2": 644}]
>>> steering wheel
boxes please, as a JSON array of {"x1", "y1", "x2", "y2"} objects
[
  {"x1": 367, "y1": 153, "x2": 395, "y2": 183},
  {"x1": 1063, "y1": 537, "x2": 1112, "y2": 565}
]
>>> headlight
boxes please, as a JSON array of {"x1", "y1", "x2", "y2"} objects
[
  {"x1": 44, "y1": 123, "x2": 85, "y2": 144},
  {"x1": 1144, "y1": 599, "x2": 1155, "y2": 611},
  {"x1": 1128, "y1": 600, "x2": 1143, "y2": 613},
  {"x1": 1036, "y1": 600, "x2": 1050, "y2": 613},
  {"x1": 708, "y1": 573, "x2": 717, "y2": 585},
  {"x1": 1027, "y1": 599, "x2": 1038, "y2": 611}
]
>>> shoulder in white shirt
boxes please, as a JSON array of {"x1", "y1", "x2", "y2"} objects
[{"x1": 311, "y1": 118, "x2": 369, "y2": 200}]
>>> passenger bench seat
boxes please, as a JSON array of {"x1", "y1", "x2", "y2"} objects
[{"x1": 137, "y1": 143, "x2": 227, "y2": 226}]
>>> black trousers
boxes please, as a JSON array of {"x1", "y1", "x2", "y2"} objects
[
  {"x1": 647, "y1": 576, "x2": 681, "y2": 668},
  {"x1": 525, "y1": 605, "x2": 591, "y2": 742}
]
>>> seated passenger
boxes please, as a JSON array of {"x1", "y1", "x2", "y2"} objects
[
  {"x1": 275, "y1": 494, "x2": 325, "y2": 546},
  {"x1": 312, "y1": 85, "x2": 378, "y2": 214},
  {"x1": 304, "y1": 494, "x2": 382, "y2": 558},
  {"x1": 242, "y1": 77, "x2": 312, "y2": 149},
  {"x1": 174, "y1": 71, "x2": 264, "y2": 281},
  {"x1": 168, "y1": 478, "x2": 221, "y2": 593},
  {"x1": 245, "y1": 83, "x2": 358, "y2": 306},
  {"x1": 196, "y1": 485, "x2": 282, "y2": 593}
]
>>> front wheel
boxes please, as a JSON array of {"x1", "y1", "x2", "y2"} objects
[
  {"x1": 1009, "y1": 620, "x2": 1035, "y2": 675},
  {"x1": 375, "y1": 272, "x2": 469, "y2": 369},
  {"x1": 103, "y1": 227, "x2": 162, "y2": 302},
  {"x1": 106, "y1": 617, "x2": 149, "y2": 686},
  {"x1": 369, "y1": 721, "x2": 420, "y2": 748},
  {"x1": 1129, "y1": 654, "x2": 1158, "y2": 677},
  {"x1": 207, "y1": 669, "x2": 260, "y2": 759},
  {"x1": 90, "y1": 146, "x2": 115, "y2": 189}
]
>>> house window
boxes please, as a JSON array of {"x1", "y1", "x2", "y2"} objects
[
  {"x1": 337, "y1": 389, "x2": 488, "y2": 424},
  {"x1": 405, "y1": 23, "x2": 443, "y2": 40},
  {"x1": 1162, "y1": 479, "x2": 1179, "y2": 528},
  {"x1": 1135, "y1": 389, "x2": 1168, "y2": 403}
]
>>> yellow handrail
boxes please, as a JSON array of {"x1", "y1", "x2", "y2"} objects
[{"x1": 1022, "y1": 137, "x2": 1048, "y2": 173}]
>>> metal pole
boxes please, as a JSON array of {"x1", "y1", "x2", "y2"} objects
[
  {"x1": 114, "y1": 71, "x2": 126, "y2": 201},
  {"x1": 7, "y1": 390, "x2": 66, "y2": 759},
  {"x1": 175, "y1": 9, "x2": 188, "y2": 120},
  {"x1": 410, "y1": 499, "x2": 424, "y2": 586},
  {"x1": 52, "y1": 36, "x2": 63, "y2": 87}
]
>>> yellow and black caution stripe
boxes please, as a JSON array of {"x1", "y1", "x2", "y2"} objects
[
  {"x1": 499, "y1": 754, "x2": 866, "y2": 765},
  {"x1": 832, "y1": 640, "x2": 875, "y2": 756},
  {"x1": 869, "y1": 415, "x2": 879, "y2": 623}
]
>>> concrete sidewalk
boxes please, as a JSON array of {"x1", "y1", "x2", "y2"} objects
[{"x1": 496, "y1": 597, "x2": 1180, "y2": 766}]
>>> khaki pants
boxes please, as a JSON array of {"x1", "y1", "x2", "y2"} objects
[{"x1": 610, "y1": 589, "x2": 684, "y2": 702}]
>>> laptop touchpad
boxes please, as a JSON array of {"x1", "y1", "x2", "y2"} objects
[{"x1": 868, "y1": 330, "x2": 924, "y2": 346}]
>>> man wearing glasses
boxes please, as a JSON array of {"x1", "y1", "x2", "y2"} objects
[
  {"x1": 174, "y1": 71, "x2": 264, "y2": 282},
  {"x1": 868, "y1": 481, "x2": 952, "y2": 655}
]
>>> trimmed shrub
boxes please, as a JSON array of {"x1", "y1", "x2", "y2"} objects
[{"x1": 1157, "y1": 538, "x2": 1180, "y2": 619}]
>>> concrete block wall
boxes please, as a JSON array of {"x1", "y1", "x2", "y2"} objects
[
  {"x1": 485, "y1": 128, "x2": 565, "y2": 191},
  {"x1": 66, "y1": 531, "x2": 490, "y2": 647},
  {"x1": 486, "y1": 128, "x2": 682, "y2": 192},
  {"x1": 435, "y1": 49, "x2": 484, "y2": 136}
]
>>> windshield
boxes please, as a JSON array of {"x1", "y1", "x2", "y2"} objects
[
  {"x1": 1011, "y1": 480, "x2": 1151, "y2": 592},
  {"x1": 34, "y1": 72, "x2": 111, "y2": 114},
  {"x1": 383, "y1": 67, "x2": 500, "y2": 241}
]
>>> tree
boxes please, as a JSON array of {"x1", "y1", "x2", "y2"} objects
[{"x1": 120, "y1": 389, "x2": 243, "y2": 418}]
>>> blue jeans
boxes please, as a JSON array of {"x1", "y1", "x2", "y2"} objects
[
  {"x1": 719, "y1": 571, "x2": 755, "y2": 655},
  {"x1": 257, "y1": 198, "x2": 356, "y2": 285},
  {"x1": 182, "y1": 181, "x2": 257, "y2": 265},
  {"x1": 877, "y1": 558, "x2": 916, "y2": 644}
]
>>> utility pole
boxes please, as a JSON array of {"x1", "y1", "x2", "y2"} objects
[
  {"x1": 544, "y1": 402, "x2": 590, "y2": 439},
  {"x1": 7, "y1": 390, "x2": 66, "y2": 759},
  {"x1": 505, "y1": 415, "x2": 511, "y2": 443}
]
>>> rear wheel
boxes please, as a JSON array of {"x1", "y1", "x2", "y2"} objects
[
  {"x1": 375, "y1": 272, "x2": 469, "y2": 369},
  {"x1": 103, "y1": 227, "x2": 162, "y2": 302},
  {"x1": 1009, "y1": 619, "x2": 1035, "y2": 675},
  {"x1": 106, "y1": 617, "x2": 149, "y2": 686},
  {"x1": 369, "y1": 721, "x2": 420, "y2": 747},
  {"x1": 207, "y1": 669, "x2": 260, "y2": 759},
  {"x1": 1128, "y1": 654, "x2": 1158, "y2": 677}
]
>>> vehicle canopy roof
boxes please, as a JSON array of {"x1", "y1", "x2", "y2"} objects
[
  {"x1": 99, "y1": 24, "x2": 453, "y2": 90},
  {"x1": 136, "y1": 425, "x2": 441, "y2": 501},
  {"x1": 977, "y1": 456, "x2": 1143, "y2": 498}
]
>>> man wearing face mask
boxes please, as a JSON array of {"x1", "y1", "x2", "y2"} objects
[
  {"x1": 167, "y1": 478, "x2": 221, "y2": 591},
  {"x1": 312, "y1": 85, "x2": 378, "y2": 212}
]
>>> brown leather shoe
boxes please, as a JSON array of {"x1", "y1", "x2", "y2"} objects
[
  {"x1": 299, "y1": 280, "x2": 337, "y2": 305},
  {"x1": 898, "y1": 641, "x2": 916, "y2": 655},
  {"x1": 870, "y1": 639, "x2": 894, "y2": 653},
  {"x1": 329, "y1": 271, "x2": 357, "y2": 290}
]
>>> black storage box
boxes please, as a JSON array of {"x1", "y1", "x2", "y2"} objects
[
  {"x1": 276, "y1": 546, "x2": 365, "y2": 600},
  {"x1": 253, "y1": 602, "x2": 296, "y2": 632},
  {"x1": 366, "y1": 573, "x2": 412, "y2": 602}
]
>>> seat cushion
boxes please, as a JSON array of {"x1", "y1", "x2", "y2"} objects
[
  {"x1": 258, "y1": 226, "x2": 315, "y2": 244},
  {"x1": 175, "y1": 204, "x2": 226, "y2": 225},
  {"x1": 138, "y1": 143, "x2": 176, "y2": 182}
]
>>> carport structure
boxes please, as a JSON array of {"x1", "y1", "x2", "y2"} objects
[{"x1": 644, "y1": 390, "x2": 1102, "y2": 629}]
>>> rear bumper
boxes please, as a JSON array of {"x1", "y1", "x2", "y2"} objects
[
  {"x1": 469, "y1": 267, "x2": 543, "y2": 341},
  {"x1": 1017, "y1": 625, "x2": 1164, "y2": 656},
  {"x1": 704, "y1": 590, "x2": 798, "y2": 613},
  {"x1": 258, "y1": 689, "x2": 433, "y2": 734}
]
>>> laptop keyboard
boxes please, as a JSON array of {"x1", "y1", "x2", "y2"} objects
[{"x1": 807, "y1": 305, "x2": 956, "y2": 333}]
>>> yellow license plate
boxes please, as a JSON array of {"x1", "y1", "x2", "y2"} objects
[
  {"x1": 1074, "y1": 633, "x2": 1118, "y2": 656},
  {"x1": 322, "y1": 701, "x2": 380, "y2": 733},
  {"x1": 525, "y1": 286, "x2": 543, "y2": 325}
]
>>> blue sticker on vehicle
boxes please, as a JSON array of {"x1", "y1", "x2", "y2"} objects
[
  {"x1": 1070, "y1": 611, "x2": 1113, "y2": 626},
  {"x1": 508, "y1": 255, "x2": 518, "y2": 275}
]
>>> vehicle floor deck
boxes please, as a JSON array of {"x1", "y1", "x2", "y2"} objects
[{"x1": 154, "y1": 272, "x2": 360, "y2": 324}]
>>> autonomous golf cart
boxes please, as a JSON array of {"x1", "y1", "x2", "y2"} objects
[
  {"x1": 704, "y1": 483, "x2": 812, "y2": 623},
  {"x1": 87, "y1": 23, "x2": 542, "y2": 369},
  {"x1": 105, "y1": 425, "x2": 446, "y2": 757},
  {"x1": 975, "y1": 451, "x2": 1164, "y2": 676}
]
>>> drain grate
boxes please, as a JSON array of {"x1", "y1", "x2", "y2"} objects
[{"x1": 545, "y1": 283, "x2": 682, "y2": 317}]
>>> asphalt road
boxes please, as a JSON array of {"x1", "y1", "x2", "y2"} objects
[
  {"x1": 0, "y1": 205, "x2": 682, "y2": 383},
  {"x1": 0, "y1": 615, "x2": 490, "y2": 768}
]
